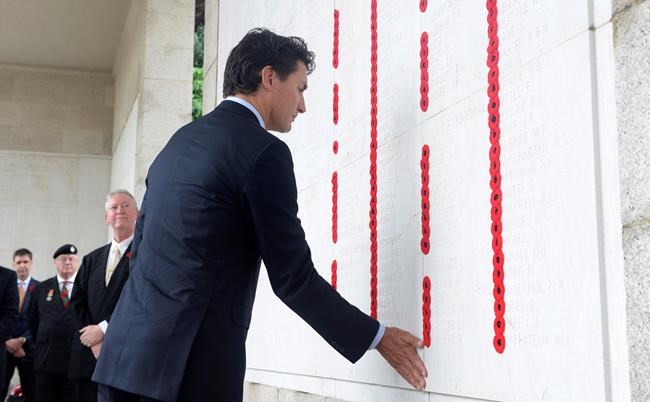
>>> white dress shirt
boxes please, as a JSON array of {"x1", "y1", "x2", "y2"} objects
[{"x1": 99, "y1": 235, "x2": 133, "y2": 334}]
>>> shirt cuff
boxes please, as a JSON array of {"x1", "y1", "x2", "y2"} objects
[
  {"x1": 368, "y1": 323, "x2": 386, "y2": 350},
  {"x1": 98, "y1": 321, "x2": 108, "y2": 334}
]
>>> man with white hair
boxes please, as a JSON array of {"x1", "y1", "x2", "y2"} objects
[{"x1": 69, "y1": 190, "x2": 139, "y2": 402}]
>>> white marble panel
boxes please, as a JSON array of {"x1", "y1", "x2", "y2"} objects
[{"x1": 215, "y1": 1, "x2": 625, "y2": 401}]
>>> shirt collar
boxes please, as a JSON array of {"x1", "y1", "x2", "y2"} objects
[
  {"x1": 112, "y1": 235, "x2": 134, "y2": 255},
  {"x1": 17, "y1": 276, "x2": 31, "y2": 285},
  {"x1": 57, "y1": 273, "x2": 76, "y2": 284},
  {"x1": 224, "y1": 96, "x2": 266, "y2": 128}
]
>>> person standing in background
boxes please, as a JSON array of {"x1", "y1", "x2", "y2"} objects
[
  {"x1": 2, "y1": 248, "x2": 39, "y2": 402},
  {"x1": 29, "y1": 244, "x2": 79, "y2": 402},
  {"x1": 0, "y1": 259, "x2": 18, "y2": 396},
  {"x1": 69, "y1": 190, "x2": 139, "y2": 402}
]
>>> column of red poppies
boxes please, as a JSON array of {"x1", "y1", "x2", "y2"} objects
[
  {"x1": 422, "y1": 276, "x2": 431, "y2": 347},
  {"x1": 420, "y1": 145, "x2": 431, "y2": 254},
  {"x1": 331, "y1": 9, "x2": 340, "y2": 289},
  {"x1": 369, "y1": 0, "x2": 379, "y2": 319},
  {"x1": 486, "y1": 0, "x2": 505, "y2": 354},
  {"x1": 420, "y1": 32, "x2": 429, "y2": 112}
]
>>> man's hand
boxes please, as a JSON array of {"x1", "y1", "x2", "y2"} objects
[
  {"x1": 90, "y1": 342, "x2": 102, "y2": 359},
  {"x1": 11, "y1": 347, "x2": 25, "y2": 358},
  {"x1": 79, "y1": 325, "x2": 104, "y2": 347},
  {"x1": 376, "y1": 327, "x2": 428, "y2": 390},
  {"x1": 5, "y1": 338, "x2": 23, "y2": 353}
]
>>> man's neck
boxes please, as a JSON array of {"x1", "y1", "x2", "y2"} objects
[
  {"x1": 234, "y1": 93, "x2": 269, "y2": 127},
  {"x1": 113, "y1": 231, "x2": 134, "y2": 244}
]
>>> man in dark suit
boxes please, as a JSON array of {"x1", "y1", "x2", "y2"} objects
[
  {"x1": 0, "y1": 262, "x2": 18, "y2": 394},
  {"x1": 93, "y1": 28, "x2": 427, "y2": 402},
  {"x1": 2, "y1": 248, "x2": 39, "y2": 402},
  {"x1": 29, "y1": 244, "x2": 79, "y2": 402},
  {"x1": 69, "y1": 190, "x2": 139, "y2": 402}
]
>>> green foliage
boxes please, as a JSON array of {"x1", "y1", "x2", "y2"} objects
[
  {"x1": 192, "y1": 67, "x2": 203, "y2": 120},
  {"x1": 194, "y1": 25, "x2": 204, "y2": 68}
]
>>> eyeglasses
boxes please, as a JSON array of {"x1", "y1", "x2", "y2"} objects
[{"x1": 55, "y1": 256, "x2": 76, "y2": 263}]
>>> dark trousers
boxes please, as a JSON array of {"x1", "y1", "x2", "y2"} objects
[
  {"x1": 98, "y1": 385, "x2": 161, "y2": 402},
  {"x1": 2, "y1": 353, "x2": 35, "y2": 402},
  {"x1": 34, "y1": 371, "x2": 74, "y2": 402},
  {"x1": 72, "y1": 378, "x2": 98, "y2": 402}
]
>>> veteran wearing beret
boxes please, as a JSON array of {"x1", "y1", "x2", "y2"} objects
[{"x1": 28, "y1": 244, "x2": 79, "y2": 402}]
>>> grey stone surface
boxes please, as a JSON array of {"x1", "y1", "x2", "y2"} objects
[
  {"x1": 244, "y1": 382, "x2": 348, "y2": 402},
  {"x1": 0, "y1": 66, "x2": 113, "y2": 155},
  {"x1": 622, "y1": 222, "x2": 650, "y2": 402},
  {"x1": 613, "y1": 0, "x2": 650, "y2": 226},
  {"x1": 613, "y1": 0, "x2": 644, "y2": 16},
  {"x1": 244, "y1": 382, "x2": 279, "y2": 402},
  {"x1": 613, "y1": 1, "x2": 650, "y2": 401}
]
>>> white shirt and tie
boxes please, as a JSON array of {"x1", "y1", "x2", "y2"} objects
[
  {"x1": 98, "y1": 235, "x2": 133, "y2": 333},
  {"x1": 57, "y1": 273, "x2": 77, "y2": 297},
  {"x1": 17, "y1": 276, "x2": 32, "y2": 311}
]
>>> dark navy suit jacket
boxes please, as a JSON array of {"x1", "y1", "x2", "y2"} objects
[
  {"x1": 11, "y1": 277, "x2": 39, "y2": 357},
  {"x1": 0, "y1": 267, "x2": 18, "y2": 386},
  {"x1": 93, "y1": 101, "x2": 379, "y2": 401}
]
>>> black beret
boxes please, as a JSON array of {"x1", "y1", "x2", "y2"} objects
[{"x1": 52, "y1": 244, "x2": 78, "y2": 259}]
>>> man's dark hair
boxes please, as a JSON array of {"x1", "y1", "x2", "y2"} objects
[
  {"x1": 222, "y1": 28, "x2": 316, "y2": 97},
  {"x1": 13, "y1": 248, "x2": 32, "y2": 261}
]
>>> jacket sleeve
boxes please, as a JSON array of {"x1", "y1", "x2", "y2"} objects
[
  {"x1": 28, "y1": 285, "x2": 40, "y2": 344},
  {"x1": 70, "y1": 255, "x2": 93, "y2": 329},
  {"x1": 241, "y1": 140, "x2": 379, "y2": 363},
  {"x1": 0, "y1": 271, "x2": 18, "y2": 342}
]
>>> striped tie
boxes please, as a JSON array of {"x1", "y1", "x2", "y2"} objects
[{"x1": 60, "y1": 281, "x2": 70, "y2": 308}]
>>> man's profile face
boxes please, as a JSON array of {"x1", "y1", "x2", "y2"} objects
[
  {"x1": 13, "y1": 255, "x2": 32, "y2": 281},
  {"x1": 54, "y1": 254, "x2": 78, "y2": 279},
  {"x1": 268, "y1": 61, "x2": 308, "y2": 133},
  {"x1": 105, "y1": 193, "x2": 139, "y2": 233}
]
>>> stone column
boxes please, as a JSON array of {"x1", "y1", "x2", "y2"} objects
[
  {"x1": 110, "y1": 0, "x2": 194, "y2": 203},
  {"x1": 612, "y1": 1, "x2": 650, "y2": 401},
  {"x1": 202, "y1": 0, "x2": 219, "y2": 112}
]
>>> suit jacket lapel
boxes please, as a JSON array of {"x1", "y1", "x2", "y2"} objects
[
  {"x1": 52, "y1": 278, "x2": 64, "y2": 309},
  {"x1": 90, "y1": 244, "x2": 111, "y2": 303},
  {"x1": 100, "y1": 244, "x2": 131, "y2": 318},
  {"x1": 21, "y1": 278, "x2": 35, "y2": 313}
]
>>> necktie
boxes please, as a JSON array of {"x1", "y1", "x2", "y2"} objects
[
  {"x1": 18, "y1": 282, "x2": 25, "y2": 311},
  {"x1": 105, "y1": 246, "x2": 121, "y2": 285},
  {"x1": 60, "y1": 281, "x2": 70, "y2": 308}
]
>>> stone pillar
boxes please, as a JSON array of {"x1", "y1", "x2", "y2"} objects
[
  {"x1": 111, "y1": 0, "x2": 194, "y2": 203},
  {"x1": 202, "y1": 0, "x2": 219, "y2": 112},
  {"x1": 612, "y1": 1, "x2": 650, "y2": 401}
]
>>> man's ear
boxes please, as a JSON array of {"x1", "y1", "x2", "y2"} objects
[{"x1": 260, "y1": 66, "x2": 275, "y2": 91}]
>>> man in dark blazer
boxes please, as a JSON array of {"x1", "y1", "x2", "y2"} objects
[
  {"x1": 29, "y1": 244, "x2": 79, "y2": 402},
  {"x1": 0, "y1": 262, "x2": 18, "y2": 394},
  {"x1": 2, "y1": 248, "x2": 39, "y2": 402},
  {"x1": 93, "y1": 28, "x2": 427, "y2": 402},
  {"x1": 69, "y1": 190, "x2": 139, "y2": 402}
]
